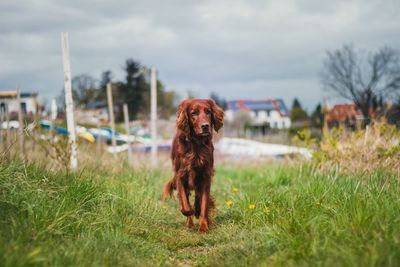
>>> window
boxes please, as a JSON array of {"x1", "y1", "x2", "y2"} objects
[
  {"x1": 0, "y1": 103, "x2": 6, "y2": 113},
  {"x1": 21, "y1": 102, "x2": 27, "y2": 113}
]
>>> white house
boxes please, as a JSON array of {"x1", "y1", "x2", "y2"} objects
[
  {"x1": 0, "y1": 90, "x2": 38, "y2": 115},
  {"x1": 225, "y1": 99, "x2": 291, "y2": 132}
]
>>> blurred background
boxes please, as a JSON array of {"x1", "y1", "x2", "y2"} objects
[
  {"x1": 2, "y1": 3, "x2": 400, "y2": 265},
  {"x1": 1, "y1": 0, "x2": 400, "y2": 167}
]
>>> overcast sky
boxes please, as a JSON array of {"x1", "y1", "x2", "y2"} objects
[{"x1": 1, "y1": 0, "x2": 399, "y2": 111}]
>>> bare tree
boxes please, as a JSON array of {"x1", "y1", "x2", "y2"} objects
[
  {"x1": 321, "y1": 45, "x2": 400, "y2": 125},
  {"x1": 71, "y1": 74, "x2": 98, "y2": 106}
]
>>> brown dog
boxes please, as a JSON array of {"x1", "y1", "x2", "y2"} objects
[{"x1": 162, "y1": 99, "x2": 224, "y2": 232}]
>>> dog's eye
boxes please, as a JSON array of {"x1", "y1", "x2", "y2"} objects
[
  {"x1": 191, "y1": 111, "x2": 198, "y2": 116},
  {"x1": 205, "y1": 109, "x2": 211, "y2": 115}
]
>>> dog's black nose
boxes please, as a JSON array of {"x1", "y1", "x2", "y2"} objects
[{"x1": 201, "y1": 123, "x2": 210, "y2": 131}]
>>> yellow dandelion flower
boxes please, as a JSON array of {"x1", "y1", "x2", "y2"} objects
[
  {"x1": 226, "y1": 200, "x2": 234, "y2": 207},
  {"x1": 264, "y1": 207, "x2": 271, "y2": 214},
  {"x1": 232, "y1": 187, "x2": 239, "y2": 193},
  {"x1": 248, "y1": 204, "x2": 256, "y2": 209}
]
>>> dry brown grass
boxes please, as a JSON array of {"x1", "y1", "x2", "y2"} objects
[
  {"x1": 4, "y1": 121, "x2": 399, "y2": 177},
  {"x1": 1, "y1": 129, "x2": 174, "y2": 174},
  {"x1": 314, "y1": 122, "x2": 400, "y2": 175}
]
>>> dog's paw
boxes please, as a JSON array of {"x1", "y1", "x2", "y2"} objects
[
  {"x1": 199, "y1": 223, "x2": 208, "y2": 233},
  {"x1": 198, "y1": 217, "x2": 209, "y2": 233}
]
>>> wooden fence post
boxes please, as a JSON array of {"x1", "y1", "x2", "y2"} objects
[
  {"x1": 16, "y1": 88, "x2": 25, "y2": 161},
  {"x1": 5, "y1": 110, "x2": 10, "y2": 159},
  {"x1": 96, "y1": 117, "x2": 101, "y2": 154},
  {"x1": 0, "y1": 111, "x2": 3, "y2": 153},
  {"x1": 51, "y1": 98, "x2": 57, "y2": 130},
  {"x1": 32, "y1": 102, "x2": 41, "y2": 153},
  {"x1": 123, "y1": 103, "x2": 133, "y2": 166},
  {"x1": 107, "y1": 83, "x2": 116, "y2": 157},
  {"x1": 150, "y1": 67, "x2": 158, "y2": 168},
  {"x1": 61, "y1": 32, "x2": 78, "y2": 171}
]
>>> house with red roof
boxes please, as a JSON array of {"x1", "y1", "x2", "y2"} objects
[
  {"x1": 325, "y1": 103, "x2": 366, "y2": 129},
  {"x1": 225, "y1": 99, "x2": 291, "y2": 132}
]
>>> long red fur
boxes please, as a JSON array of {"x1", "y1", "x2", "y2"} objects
[{"x1": 162, "y1": 99, "x2": 224, "y2": 232}]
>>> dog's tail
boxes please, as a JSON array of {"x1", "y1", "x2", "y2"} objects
[{"x1": 161, "y1": 179, "x2": 175, "y2": 205}]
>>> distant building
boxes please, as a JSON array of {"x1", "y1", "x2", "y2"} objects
[
  {"x1": 75, "y1": 100, "x2": 108, "y2": 124},
  {"x1": 225, "y1": 99, "x2": 291, "y2": 133},
  {"x1": 326, "y1": 102, "x2": 400, "y2": 129},
  {"x1": 325, "y1": 103, "x2": 364, "y2": 129},
  {"x1": 0, "y1": 90, "x2": 38, "y2": 115}
]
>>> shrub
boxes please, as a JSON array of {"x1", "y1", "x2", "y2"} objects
[{"x1": 313, "y1": 122, "x2": 400, "y2": 175}]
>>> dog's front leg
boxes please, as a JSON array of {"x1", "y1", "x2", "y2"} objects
[
  {"x1": 175, "y1": 171, "x2": 194, "y2": 217},
  {"x1": 199, "y1": 182, "x2": 211, "y2": 233}
]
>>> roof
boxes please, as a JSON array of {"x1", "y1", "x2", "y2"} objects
[
  {"x1": 0, "y1": 91, "x2": 17, "y2": 97},
  {"x1": 326, "y1": 103, "x2": 362, "y2": 122},
  {"x1": 0, "y1": 90, "x2": 37, "y2": 98},
  {"x1": 227, "y1": 99, "x2": 290, "y2": 116}
]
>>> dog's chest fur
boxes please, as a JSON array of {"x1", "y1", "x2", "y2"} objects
[
  {"x1": 184, "y1": 140, "x2": 213, "y2": 190},
  {"x1": 187, "y1": 140, "x2": 213, "y2": 168}
]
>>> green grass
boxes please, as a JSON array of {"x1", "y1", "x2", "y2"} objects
[{"x1": 1, "y1": 160, "x2": 400, "y2": 266}]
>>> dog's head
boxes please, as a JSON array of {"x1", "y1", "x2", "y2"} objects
[{"x1": 177, "y1": 99, "x2": 224, "y2": 137}]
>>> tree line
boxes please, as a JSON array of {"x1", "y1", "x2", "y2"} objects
[{"x1": 59, "y1": 59, "x2": 178, "y2": 122}]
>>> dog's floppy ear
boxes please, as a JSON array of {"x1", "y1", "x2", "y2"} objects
[
  {"x1": 176, "y1": 100, "x2": 190, "y2": 136},
  {"x1": 208, "y1": 99, "x2": 224, "y2": 132}
]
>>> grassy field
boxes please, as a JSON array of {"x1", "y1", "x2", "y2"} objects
[{"x1": 1, "y1": 158, "x2": 400, "y2": 267}]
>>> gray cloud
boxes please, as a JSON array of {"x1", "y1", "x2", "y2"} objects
[{"x1": 0, "y1": 0, "x2": 399, "y2": 110}]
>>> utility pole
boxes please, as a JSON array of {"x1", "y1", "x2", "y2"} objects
[
  {"x1": 150, "y1": 67, "x2": 158, "y2": 168},
  {"x1": 61, "y1": 32, "x2": 78, "y2": 170}
]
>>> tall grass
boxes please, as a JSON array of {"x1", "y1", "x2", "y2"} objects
[
  {"x1": 297, "y1": 122, "x2": 400, "y2": 175},
  {"x1": 1, "y1": 158, "x2": 399, "y2": 266}
]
